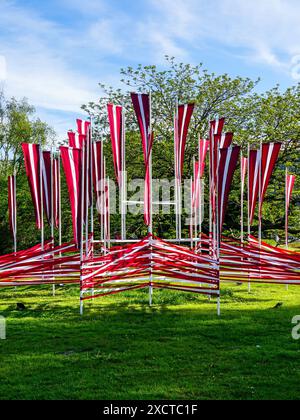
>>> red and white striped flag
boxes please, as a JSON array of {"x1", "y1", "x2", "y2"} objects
[
  {"x1": 259, "y1": 142, "x2": 282, "y2": 216},
  {"x1": 8, "y1": 175, "x2": 17, "y2": 238},
  {"x1": 76, "y1": 119, "x2": 90, "y2": 137},
  {"x1": 53, "y1": 158, "x2": 60, "y2": 229},
  {"x1": 248, "y1": 149, "x2": 260, "y2": 225},
  {"x1": 92, "y1": 141, "x2": 105, "y2": 216},
  {"x1": 218, "y1": 146, "x2": 240, "y2": 231},
  {"x1": 175, "y1": 103, "x2": 195, "y2": 182},
  {"x1": 131, "y1": 93, "x2": 153, "y2": 226},
  {"x1": 192, "y1": 140, "x2": 209, "y2": 209},
  {"x1": 107, "y1": 104, "x2": 123, "y2": 186},
  {"x1": 60, "y1": 147, "x2": 83, "y2": 247},
  {"x1": 209, "y1": 118, "x2": 226, "y2": 223},
  {"x1": 199, "y1": 138, "x2": 209, "y2": 178},
  {"x1": 249, "y1": 143, "x2": 281, "y2": 224},
  {"x1": 286, "y1": 173, "x2": 296, "y2": 212},
  {"x1": 68, "y1": 131, "x2": 85, "y2": 149},
  {"x1": 41, "y1": 151, "x2": 52, "y2": 225},
  {"x1": 22, "y1": 143, "x2": 42, "y2": 229}
]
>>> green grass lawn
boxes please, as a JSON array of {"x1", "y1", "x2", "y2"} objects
[{"x1": 0, "y1": 283, "x2": 300, "y2": 400}]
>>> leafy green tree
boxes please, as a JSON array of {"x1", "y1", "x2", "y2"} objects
[{"x1": 83, "y1": 57, "x2": 299, "y2": 241}]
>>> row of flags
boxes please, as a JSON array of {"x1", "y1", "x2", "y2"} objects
[{"x1": 7, "y1": 94, "x2": 297, "y2": 251}]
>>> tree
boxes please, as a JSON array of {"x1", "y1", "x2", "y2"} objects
[
  {"x1": 82, "y1": 57, "x2": 299, "y2": 241},
  {"x1": 0, "y1": 91, "x2": 56, "y2": 254}
]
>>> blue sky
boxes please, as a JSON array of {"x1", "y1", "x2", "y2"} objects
[{"x1": 1, "y1": 0, "x2": 300, "y2": 140}]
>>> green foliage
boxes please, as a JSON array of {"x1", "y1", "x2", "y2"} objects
[{"x1": 0, "y1": 92, "x2": 57, "y2": 254}]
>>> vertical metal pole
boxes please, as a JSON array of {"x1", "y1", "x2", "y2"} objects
[
  {"x1": 90, "y1": 116, "x2": 94, "y2": 257},
  {"x1": 174, "y1": 109, "x2": 179, "y2": 241},
  {"x1": 80, "y1": 144, "x2": 86, "y2": 316},
  {"x1": 216, "y1": 141, "x2": 221, "y2": 316},
  {"x1": 258, "y1": 141, "x2": 262, "y2": 249},
  {"x1": 121, "y1": 108, "x2": 126, "y2": 240},
  {"x1": 247, "y1": 144, "x2": 251, "y2": 293},
  {"x1": 285, "y1": 167, "x2": 289, "y2": 249},
  {"x1": 241, "y1": 152, "x2": 244, "y2": 244},
  {"x1": 285, "y1": 167, "x2": 289, "y2": 291},
  {"x1": 85, "y1": 124, "x2": 90, "y2": 257},
  {"x1": 14, "y1": 170, "x2": 17, "y2": 255},
  {"x1": 149, "y1": 91, "x2": 153, "y2": 306},
  {"x1": 190, "y1": 176, "x2": 193, "y2": 249},
  {"x1": 58, "y1": 153, "x2": 62, "y2": 249},
  {"x1": 51, "y1": 148, "x2": 55, "y2": 297}
]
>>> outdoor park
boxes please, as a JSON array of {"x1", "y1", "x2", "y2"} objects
[{"x1": 0, "y1": 0, "x2": 300, "y2": 402}]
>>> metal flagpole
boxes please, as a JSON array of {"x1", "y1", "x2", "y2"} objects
[
  {"x1": 58, "y1": 153, "x2": 62, "y2": 250},
  {"x1": 149, "y1": 91, "x2": 153, "y2": 306},
  {"x1": 51, "y1": 147, "x2": 55, "y2": 297},
  {"x1": 104, "y1": 157, "x2": 107, "y2": 253},
  {"x1": 216, "y1": 140, "x2": 221, "y2": 316},
  {"x1": 13, "y1": 168, "x2": 17, "y2": 256},
  {"x1": 174, "y1": 108, "x2": 179, "y2": 241},
  {"x1": 247, "y1": 143, "x2": 251, "y2": 293},
  {"x1": 121, "y1": 108, "x2": 126, "y2": 240},
  {"x1": 90, "y1": 116, "x2": 94, "y2": 257},
  {"x1": 85, "y1": 123, "x2": 90, "y2": 257},
  {"x1": 285, "y1": 167, "x2": 289, "y2": 291},
  {"x1": 241, "y1": 152, "x2": 244, "y2": 244},
  {"x1": 190, "y1": 176, "x2": 194, "y2": 249},
  {"x1": 39, "y1": 143, "x2": 44, "y2": 251},
  {"x1": 285, "y1": 167, "x2": 289, "y2": 250},
  {"x1": 39, "y1": 142, "x2": 45, "y2": 286},
  {"x1": 198, "y1": 136, "x2": 203, "y2": 254},
  {"x1": 258, "y1": 141, "x2": 262, "y2": 248},
  {"x1": 100, "y1": 139, "x2": 104, "y2": 242},
  {"x1": 80, "y1": 143, "x2": 86, "y2": 316}
]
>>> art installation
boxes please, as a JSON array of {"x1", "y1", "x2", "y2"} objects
[{"x1": 1, "y1": 92, "x2": 299, "y2": 316}]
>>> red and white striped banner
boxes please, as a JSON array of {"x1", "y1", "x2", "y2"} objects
[
  {"x1": 209, "y1": 118, "x2": 226, "y2": 223},
  {"x1": 53, "y1": 158, "x2": 60, "y2": 229},
  {"x1": 286, "y1": 173, "x2": 296, "y2": 212},
  {"x1": 22, "y1": 143, "x2": 42, "y2": 229},
  {"x1": 175, "y1": 103, "x2": 195, "y2": 182},
  {"x1": 199, "y1": 138, "x2": 209, "y2": 178},
  {"x1": 218, "y1": 146, "x2": 240, "y2": 231},
  {"x1": 8, "y1": 175, "x2": 17, "y2": 239},
  {"x1": 219, "y1": 132, "x2": 233, "y2": 149},
  {"x1": 107, "y1": 104, "x2": 123, "y2": 186},
  {"x1": 259, "y1": 142, "x2": 282, "y2": 216},
  {"x1": 248, "y1": 149, "x2": 260, "y2": 224},
  {"x1": 68, "y1": 131, "x2": 85, "y2": 149},
  {"x1": 131, "y1": 93, "x2": 153, "y2": 226},
  {"x1": 76, "y1": 119, "x2": 90, "y2": 137},
  {"x1": 41, "y1": 151, "x2": 52, "y2": 225},
  {"x1": 60, "y1": 147, "x2": 83, "y2": 247},
  {"x1": 249, "y1": 143, "x2": 281, "y2": 224}
]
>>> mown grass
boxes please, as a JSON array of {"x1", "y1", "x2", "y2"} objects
[{"x1": 0, "y1": 283, "x2": 300, "y2": 400}]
